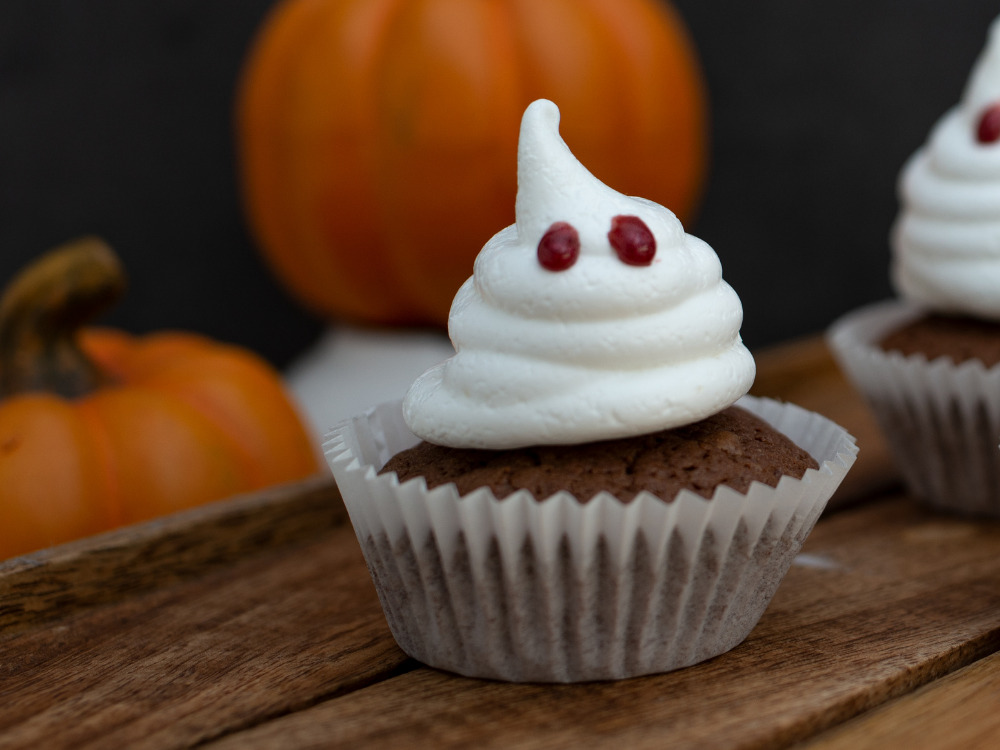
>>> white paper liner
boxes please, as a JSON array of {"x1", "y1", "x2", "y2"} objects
[
  {"x1": 324, "y1": 396, "x2": 857, "y2": 683},
  {"x1": 829, "y1": 299, "x2": 1000, "y2": 518}
]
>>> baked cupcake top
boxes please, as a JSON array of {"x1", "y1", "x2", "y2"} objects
[
  {"x1": 892, "y1": 16, "x2": 1000, "y2": 320},
  {"x1": 403, "y1": 99, "x2": 754, "y2": 449}
]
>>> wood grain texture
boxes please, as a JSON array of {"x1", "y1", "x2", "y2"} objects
[
  {"x1": 196, "y1": 497, "x2": 1000, "y2": 750},
  {"x1": 0, "y1": 474, "x2": 343, "y2": 637},
  {"x1": 0, "y1": 526, "x2": 413, "y2": 750},
  {"x1": 0, "y1": 333, "x2": 882, "y2": 640},
  {"x1": 751, "y1": 335, "x2": 897, "y2": 507},
  {"x1": 800, "y1": 650, "x2": 1000, "y2": 750},
  {"x1": 2, "y1": 335, "x2": 990, "y2": 750}
]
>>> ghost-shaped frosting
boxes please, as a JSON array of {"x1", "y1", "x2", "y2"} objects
[
  {"x1": 403, "y1": 99, "x2": 755, "y2": 449},
  {"x1": 892, "y1": 16, "x2": 1000, "y2": 319}
]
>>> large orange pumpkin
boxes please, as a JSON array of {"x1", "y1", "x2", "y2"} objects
[
  {"x1": 237, "y1": 0, "x2": 707, "y2": 328},
  {"x1": 0, "y1": 239, "x2": 319, "y2": 559}
]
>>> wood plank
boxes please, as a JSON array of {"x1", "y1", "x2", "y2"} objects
[
  {"x1": 0, "y1": 334, "x2": 933, "y2": 750},
  {"x1": 800, "y1": 650, "x2": 1000, "y2": 750},
  {"x1": 751, "y1": 335, "x2": 897, "y2": 507},
  {"x1": 0, "y1": 475, "x2": 343, "y2": 637},
  {"x1": 0, "y1": 333, "x2": 887, "y2": 642},
  {"x1": 199, "y1": 496, "x2": 1000, "y2": 750},
  {"x1": 0, "y1": 524, "x2": 414, "y2": 750}
]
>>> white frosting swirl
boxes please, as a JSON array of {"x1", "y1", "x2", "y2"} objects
[
  {"x1": 892, "y1": 17, "x2": 1000, "y2": 319},
  {"x1": 403, "y1": 99, "x2": 755, "y2": 449}
]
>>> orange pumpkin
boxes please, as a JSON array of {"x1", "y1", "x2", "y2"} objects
[
  {"x1": 237, "y1": 0, "x2": 707, "y2": 327},
  {"x1": 0, "y1": 239, "x2": 319, "y2": 559}
]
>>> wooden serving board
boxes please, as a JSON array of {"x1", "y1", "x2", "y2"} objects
[{"x1": 3, "y1": 336, "x2": 996, "y2": 750}]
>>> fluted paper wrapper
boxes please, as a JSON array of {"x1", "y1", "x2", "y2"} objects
[
  {"x1": 324, "y1": 396, "x2": 856, "y2": 682},
  {"x1": 829, "y1": 299, "x2": 1000, "y2": 517}
]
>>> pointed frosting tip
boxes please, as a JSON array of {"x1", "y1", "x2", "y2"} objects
[
  {"x1": 516, "y1": 98, "x2": 568, "y2": 174},
  {"x1": 515, "y1": 99, "x2": 620, "y2": 245},
  {"x1": 521, "y1": 98, "x2": 560, "y2": 132}
]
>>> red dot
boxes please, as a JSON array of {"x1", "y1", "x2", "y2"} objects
[
  {"x1": 977, "y1": 103, "x2": 1000, "y2": 143},
  {"x1": 537, "y1": 222, "x2": 580, "y2": 271},
  {"x1": 608, "y1": 215, "x2": 656, "y2": 266}
]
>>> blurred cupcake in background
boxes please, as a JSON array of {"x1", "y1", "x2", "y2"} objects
[{"x1": 829, "y1": 16, "x2": 1000, "y2": 517}]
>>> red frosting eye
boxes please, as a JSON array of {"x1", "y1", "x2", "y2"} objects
[
  {"x1": 609, "y1": 215, "x2": 656, "y2": 265},
  {"x1": 977, "y1": 103, "x2": 1000, "y2": 143},
  {"x1": 537, "y1": 222, "x2": 580, "y2": 271}
]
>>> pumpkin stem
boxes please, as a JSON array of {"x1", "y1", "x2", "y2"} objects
[{"x1": 0, "y1": 237, "x2": 126, "y2": 399}]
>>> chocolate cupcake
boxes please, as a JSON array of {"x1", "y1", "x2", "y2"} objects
[
  {"x1": 829, "y1": 17, "x2": 1000, "y2": 518},
  {"x1": 327, "y1": 100, "x2": 856, "y2": 682}
]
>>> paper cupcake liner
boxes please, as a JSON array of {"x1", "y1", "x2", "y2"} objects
[
  {"x1": 324, "y1": 397, "x2": 857, "y2": 683},
  {"x1": 829, "y1": 299, "x2": 1000, "y2": 517}
]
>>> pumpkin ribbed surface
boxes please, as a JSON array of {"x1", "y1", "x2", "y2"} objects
[{"x1": 238, "y1": 0, "x2": 707, "y2": 326}]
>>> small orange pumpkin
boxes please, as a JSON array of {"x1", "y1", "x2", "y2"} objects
[
  {"x1": 237, "y1": 0, "x2": 707, "y2": 328},
  {"x1": 0, "y1": 239, "x2": 319, "y2": 559}
]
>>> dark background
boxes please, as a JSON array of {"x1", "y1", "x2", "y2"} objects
[{"x1": 1, "y1": 1, "x2": 998, "y2": 369}]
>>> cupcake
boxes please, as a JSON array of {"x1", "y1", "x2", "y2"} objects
[
  {"x1": 828, "y1": 17, "x2": 1000, "y2": 518},
  {"x1": 326, "y1": 99, "x2": 856, "y2": 682}
]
